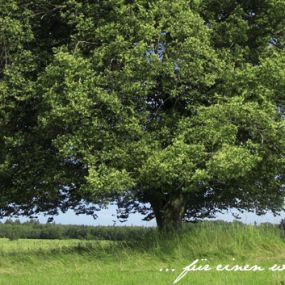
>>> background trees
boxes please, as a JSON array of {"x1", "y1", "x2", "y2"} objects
[{"x1": 0, "y1": 0, "x2": 284, "y2": 230}]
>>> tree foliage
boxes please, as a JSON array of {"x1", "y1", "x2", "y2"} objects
[{"x1": 0, "y1": 0, "x2": 284, "y2": 230}]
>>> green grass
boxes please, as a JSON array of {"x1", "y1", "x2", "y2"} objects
[{"x1": 1, "y1": 221, "x2": 285, "y2": 284}]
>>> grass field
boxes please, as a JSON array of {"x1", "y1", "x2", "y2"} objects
[{"x1": 1, "y1": 222, "x2": 285, "y2": 285}]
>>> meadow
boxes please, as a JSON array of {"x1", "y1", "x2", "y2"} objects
[{"x1": 0, "y1": 221, "x2": 285, "y2": 285}]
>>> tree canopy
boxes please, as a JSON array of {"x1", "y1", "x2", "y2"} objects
[{"x1": 0, "y1": 0, "x2": 284, "y2": 230}]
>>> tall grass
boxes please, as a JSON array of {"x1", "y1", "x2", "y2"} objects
[
  {"x1": 1, "y1": 221, "x2": 285, "y2": 285},
  {"x1": 1, "y1": 221, "x2": 285, "y2": 261}
]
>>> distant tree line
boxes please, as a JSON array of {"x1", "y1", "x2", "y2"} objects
[
  {"x1": 0, "y1": 219, "x2": 153, "y2": 240},
  {"x1": 0, "y1": 219, "x2": 285, "y2": 241}
]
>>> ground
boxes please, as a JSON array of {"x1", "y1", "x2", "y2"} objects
[{"x1": 0, "y1": 222, "x2": 285, "y2": 285}]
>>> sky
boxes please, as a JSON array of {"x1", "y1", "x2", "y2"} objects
[{"x1": 3, "y1": 204, "x2": 285, "y2": 226}]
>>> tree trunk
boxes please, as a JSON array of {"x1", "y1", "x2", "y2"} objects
[{"x1": 151, "y1": 192, "x2": 186, "y2": 232}]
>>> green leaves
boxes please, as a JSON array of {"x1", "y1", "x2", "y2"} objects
[
  {"x1": 139, "y1": 140, "x2": 207, "y2": 192},
  {"x1": 0, "y1": 0, "x2": 284, "y2": 226},
  {"x1": 207, "y1": 144, "x2": 262, "y2": 180},
  {"x1": 85, "y1": 166, "x2": 135, "y2": 197}
]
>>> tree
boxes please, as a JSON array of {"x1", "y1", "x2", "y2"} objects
[{"x1": 0, "y1": 0, "x2": 284, "y2": 231}]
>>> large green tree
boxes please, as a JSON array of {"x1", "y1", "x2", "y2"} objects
[{"x1": 0, "y1": 0, "x2": 284, "y2": 230}]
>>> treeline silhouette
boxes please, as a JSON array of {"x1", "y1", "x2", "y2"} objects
[{"x1": 0, "y1": 219, "x2": 153, "y2": 240}]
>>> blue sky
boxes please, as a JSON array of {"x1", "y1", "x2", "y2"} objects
[{"x1": 3, "y1": 205, "x2": 285, "y2": 226}]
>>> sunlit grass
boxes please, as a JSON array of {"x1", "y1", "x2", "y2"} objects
[{"x1": 0, "y1": 222, "x2": 285, "y2": 284}]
